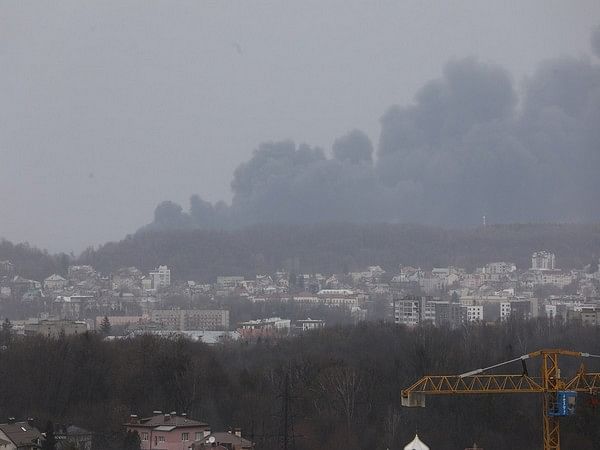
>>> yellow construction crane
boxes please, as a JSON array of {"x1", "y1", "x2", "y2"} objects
[{"x1": 401, "y1": 349, "x2": 600, "y2": 450}]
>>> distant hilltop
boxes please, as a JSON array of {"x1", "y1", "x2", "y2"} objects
[
  {"x1": 3, "y1": 222, "x2": 599, "y2": 283},
  {"x1": 72, "y1": 222, "x2": 600, "y2": 282}
]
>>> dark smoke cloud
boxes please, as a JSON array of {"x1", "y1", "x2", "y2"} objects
[
  {"x1": 332, "y1": 129, "x2": 373, "y2": 164},
  {"x1": 592, "y1": 24, "x2": 600, "y2": 59},
  {"x1": 142, "y1": 30, "x2": 600, "y2": 232}
]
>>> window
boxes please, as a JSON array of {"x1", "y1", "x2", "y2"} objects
[
  {"x1": 195, "y1": 432, "x2": 203, "y2": 441},
  {"x1": 158, "y1": 436, "x2": 165, "y2": 442},
  {"x1": 141, "y1": 432, "x2": 149, "y2": 441},
  {"x1": 181, "y1": 432, "x2": 189, "y2": 441}
]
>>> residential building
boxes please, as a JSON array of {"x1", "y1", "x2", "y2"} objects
[
  {"x1": 316, "y1": 289, "x2": 360, "y2": 308},
  {"x1": 216, "y1": 276, "x2": 244, "y2": 289},
  {"x1": 433, "y1": 301, "x2": 464, "y2": 328},
  {"x1": 53, "y1": 295, "x2": 95, "y2": 320},
  {"x1": 394, "y1": 296, "x2": 435, "y2": 326},
  {"x1": 191, "y1": 431, "x2": 253, "y2": 450},
  {"x1": 510, "y1": 299, "x2": 536, "y2": 320},
  {"x1": 126, "y1": 413, "x2": 210, "y2": 450},
  {"x1": 296, "y1": 318, "x2": 325, "y2": 331},
  {"x1": 151, "y1": 310, "x2": 229, "y2": 331},
  {"x1": 94, "y1": 315, "x2": 148, "y2": 329},
  {"x1": 419, "y1": 273, "x2": 447, "y2": 294},
  {"x1": 394, "y1": 297, "x2": 421, "y2": 326},
  {"x1": 567, "y1": 307, "x2": 599, "y2": 326},
  {"x1": 500, "y1": 302, "x2": 512, "y2": 321},
  {"x1": 67, "y1": 265, "x2": 97, "y2": 283},
  {"x1": 127, "y1": 330, "x2": 239, "y2": 345},
  {"x1": 531, "y1": 251, "x2": 556, "y2": 271},
  {"x1": 141, "y1": 277, "x2": 153, "y2": 292},
  {"x1": 23, "y1": 319, "x2": 88, "y2": 338},
  {"x1": 43, "y1": 274, "x2": 67, "y2": 291},
  {"x1": 464, "y1": 305, "x2": 484, "y2": 322},
  {"x1": 0, "y1": 421, "x2": 42, "y2": 450},
  {"x1": 149, "y1": 266, "x2": 171, "y2": 290},
  {"x1": 0, "y1": 260, "x2": 14, "y2": 276},
  {"x1": 10, "y1": 276, "x2": 40, "y2": 300},
  {"x1": 292, "y1": 292, "x2": 320, "y2": 304},
  {"x1": 484, "y1": 262, "x2": 516, "y2": 281},
  {"x1": 238, "y1": 317, "x2": 291, "y2": 338},
  {"x1": 55, "y1": 425, "x2": 93, "y2": 450}
]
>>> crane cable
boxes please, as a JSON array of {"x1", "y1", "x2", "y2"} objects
[
  {"x1": 459, "y1": 352, "x2": 600, "y2": 378},
  {"x1": 459, "y1": 354, "x2": 530, "y2": 378}
]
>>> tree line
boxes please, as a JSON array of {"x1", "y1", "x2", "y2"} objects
[
  {"x1": 1, "y1": 319, "x2": 599, "y2": 449},
  {"x1": 3, "y1": 224, "x2": 600, "y2": 282},
  {"x1": 81, "y1": 223, "x2": 600, "y2": 281}
]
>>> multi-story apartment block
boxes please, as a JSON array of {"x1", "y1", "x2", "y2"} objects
[
  {"x1": 394, "y1": 296, "x2": 436, "y2": 326},
  {"x1": 531, "y1": 251, "x2": 556, "y2": 271},
  {"x1": 151, "y1": 309, "x2": 229, "y2": 331},
  {"x1": 149, "y1": 265, "x2": 171, "y2": 290},
  {"x1": 433, "y1": 301, "x2": 464, "y2": 328},
  {"x1": 465, "y1": 305, "x2": 484, "y2": 322},
  {"x1": 24, "y1": 319, "x2": 88, "y2": 338},
  {"x1": 500, "y1": 302, "x2": 512, "y2": 321}
]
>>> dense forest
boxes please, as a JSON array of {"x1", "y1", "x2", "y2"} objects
[
  {"x1": 1, "y1": 319, "x2": 599, "y2": 450},
  {"x1": 78, "y1": 223, "x2": 600, "y2": 281}
]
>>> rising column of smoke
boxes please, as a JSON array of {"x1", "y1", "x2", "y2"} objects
[{"x1": 142, "y1": 26, "x2": 600, "y2": 231}]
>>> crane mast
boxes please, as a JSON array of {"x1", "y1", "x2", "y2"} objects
[{"x1": 401, "y1": 349, "x2": 600, "y2": 450}]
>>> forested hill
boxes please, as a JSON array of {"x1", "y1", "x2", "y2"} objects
[
  {"x1": 78, "y1": 223, "x2": 600, "y2": 281},
  {"x1": 0, "y1": 239, "x2": 70, "y2": 281}
]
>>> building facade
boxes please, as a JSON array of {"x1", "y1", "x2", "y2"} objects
[
  {"x1": 151, "y1": 310, "x2": 229, "y2": 331},
  {"x1": 0, "y1": 421, "x2": 42, "y2": 450},
  {"x1": 531, "y1": 251, "x2": 556, "y2": 271},
  {"x1": 125, "y1": 413, "x2": 210, "y2": 450},
  {"x1": 24, "y1": 319, "x2": 88, "y2": 338},
  {"x1": 149, "y1": 266, "x2": 171, "y2": 290}
]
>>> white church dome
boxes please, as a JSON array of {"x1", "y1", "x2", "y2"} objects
[{"x1": 404, "y1": 434, "x2": 430, "y2": 450}]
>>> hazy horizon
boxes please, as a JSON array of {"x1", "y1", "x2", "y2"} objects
[{"x1": 2, "y1": 1, "x2": 600, "y2": 253}]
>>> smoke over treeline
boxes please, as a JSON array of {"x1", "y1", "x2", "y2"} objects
[{"x1": 144, "y1": 30, "x2": 600, "y2": 232}]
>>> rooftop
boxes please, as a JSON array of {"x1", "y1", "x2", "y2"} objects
[
  {"x1": 126, "y1": 414, "x2": 208, "y2": 429},
  {"x1": 0, "y1": 422, "x2": 42, "y2": 447}
]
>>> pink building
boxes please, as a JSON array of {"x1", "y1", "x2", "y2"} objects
[{"x1": 125, "y1": 412, "x2": 210, "y2": 450}]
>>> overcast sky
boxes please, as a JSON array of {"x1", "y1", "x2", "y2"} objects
[{"x1": 1, "y1": 1, "x2": 599, "y2": 252}]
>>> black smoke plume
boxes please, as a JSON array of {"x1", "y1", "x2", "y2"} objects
[{"x1": 142, "y1": 29, "x2": 600, "y2": 232}]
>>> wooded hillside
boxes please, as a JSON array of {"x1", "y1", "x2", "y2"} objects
[{"x1": 79, "y1": 223, "x2": 600, "y2": 281}]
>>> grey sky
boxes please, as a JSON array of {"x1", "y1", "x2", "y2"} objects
[{"x1": 1, "y1": 1, "x2": 599, "y2": 252}]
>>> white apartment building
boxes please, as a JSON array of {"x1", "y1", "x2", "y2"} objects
[
  {"x1": 465, "y1": 305, "x2": 484, "y2": 322},
  {"x1": 149, "y1": 265, "x2": 171, "y2": 290},
  {"x1": 394, "y1": 298, "x2": 421, "y2": 326},
  {"x1": 531, "y1": 251, "x2": 556, "y2": 271},
  {"x1": 394, "y1": 296, "x2": 437, "y2": 326},
  {"x1": 500, "y1": 302, "x2": 512, "y2": 321}
]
